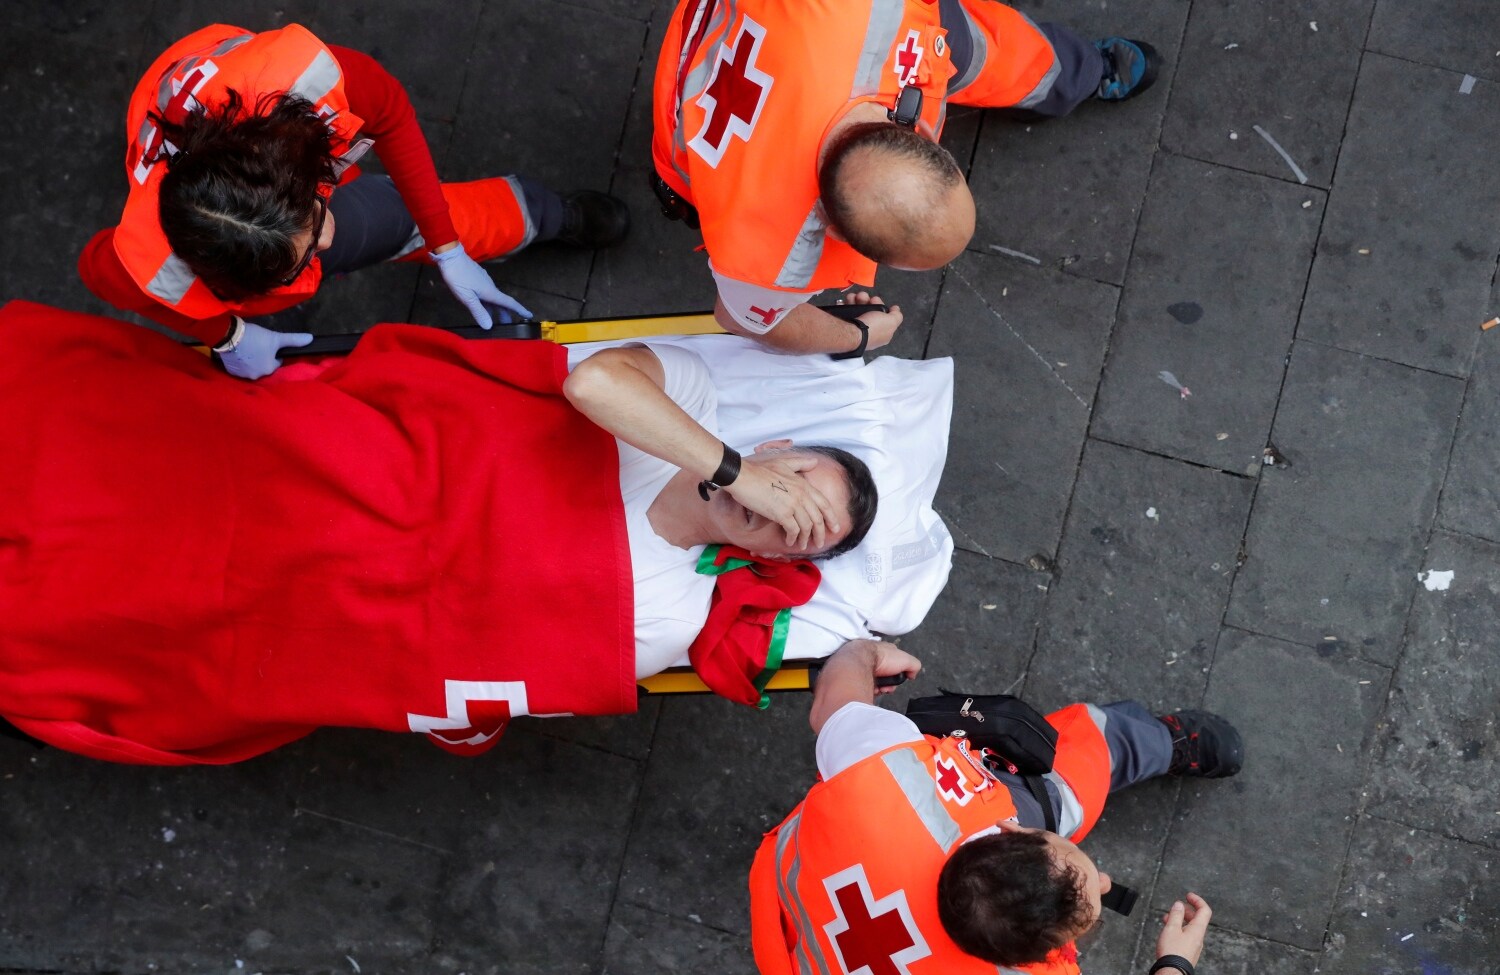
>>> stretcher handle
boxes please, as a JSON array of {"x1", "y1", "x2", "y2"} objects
[
  {"x1": 274, "y1": 303, "x2": 887, "y2": 359},
  {"x1": 805, "y1": 660, "x2": 908, "y2": 690}
]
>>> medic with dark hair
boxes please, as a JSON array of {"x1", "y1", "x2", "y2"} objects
[
  {"x1": 749, "y1": 640, "x2": 1241, "y2": 975},
  {"x1": 80, "y1": 23, "x2": 629, "y2": 379},
  {"x1": 651, "y1": 0, "x2": 1159, "y2": 357}
]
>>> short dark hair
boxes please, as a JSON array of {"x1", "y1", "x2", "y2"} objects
[
  {"x1": 817, "y1": 121, "x2": 962, "y2": 264},
  {"x1": 936, "y1": 831, "x2": 1093, "y2": 966},
  {"x1": 154, "y1": 89, "x2": 338, "y2": 302},
  {"x1": 800, "y1": 445, "x2": 878, "y2": 560}
]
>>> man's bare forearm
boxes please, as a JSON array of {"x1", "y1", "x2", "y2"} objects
[
  {"x1": 562, "y1": 347, "x2": 723, "y2": 479},
  {"x1": 716, "y1": 300, "x2": 863, "y2": 355}
]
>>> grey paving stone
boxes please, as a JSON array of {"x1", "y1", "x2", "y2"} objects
[
  {"x1": 1321, "y1": 818, "x2": 1500, "y2": 975},
  {"x1": 929, "y1": 253, "x2": 1118, "y2": 563},
  {"x1": 603, "y1": 902, "x2": 756, "y2": 975},
  {"x1": 1438, "y1": 336, "x2": 1500, "y2": 544},
  {"x1": 1367, "y1": 530, "x2": 1500, "y2": 850},
  {"x1": 1196, "y1": 927, "x2": 1320, "y2": 975},
  {"x1": 619, "y1": 695, "x2": 819, "y2": 934},
  {"x1": 1091, "y1": 152, "x2": 1323, "y2": 472},
  {"x1": 1156, "y1": 629, "x2": 1389, "y2": 949},
  {"x1": 1227, "y1": 341, "x2": 1464, "y2": 664},
  {"x1": 1161, "y1": 0, "x2": 1372, "y2": 188},
  {"x1": 1, "y1": 7, "x2": 153, "y2": 319},
  {"x1": 307, "y1": 0, "x2": 484, "y2": 122},
  {"x1": 1028, "y1": 440, "x2": 1255, "y2": 712},
  {"x1": 428, "y1": 729, "x2": 643, "y2": 975},
  {"x1": 0, "y1": 742, "x2": 304, "y2": 973},
  {"x1": 584, "y1": 8, "x2": 718, "y2": 321},
  {"x1": 1297, "y1": 54, "x2": 1500, "y2": 375},
  {"x1": 141, "y1": 0, "x2": 318, "y2": 59},
  {"x1": 1369, "y1": 0, "x2": 1500, "y2": 81},
  {"x1": 448, "y1": 3, "x2": 648, "y2": 302},
  {"x1": 518, "y1": 698, "x2": 663, "y2": 764},
  {"x1": 886, "y1": 549, "x2": 1047, "y2": 708},
  {"x1": 0, "y1": 750, "x2": 138, "y2": 969},
  {"x1": 965, "y1": 0, "x2": 1190, "y2": 286}
]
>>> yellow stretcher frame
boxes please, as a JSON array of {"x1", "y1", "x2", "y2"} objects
[{"x1": 195, "y1": 311, "x2": 842, "y2": 698}]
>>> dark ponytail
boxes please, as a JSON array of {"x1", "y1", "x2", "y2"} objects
[{"x1": 154, "y1": 89, "x2": 338, "y2": 301}]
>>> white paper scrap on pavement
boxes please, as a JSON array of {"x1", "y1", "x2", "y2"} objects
[{"x1": 1418, "y1": 569, "x2": 1454, "y2": 591}]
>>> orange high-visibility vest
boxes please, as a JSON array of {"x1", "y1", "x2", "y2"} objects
[
  {"x1": 749, "y1": 703, "x2": 1112, "y2": 975},
  {"x1": 652, "y1": 0, "x2": 956, "y2": 295},
  {"x1": 114, "y1": 24, "x2": 370, "y2": 320}
]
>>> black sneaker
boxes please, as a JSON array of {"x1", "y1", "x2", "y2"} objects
[
  {"x1": 1158, "y1": 710, "x2": 1243, "y2": 778},
  {"x1": 1095, "y1": 37, "x2": 1161, "y2": 101},
  {"x1": 557, "y1": 191, "x2": 631, "y2": 248}
]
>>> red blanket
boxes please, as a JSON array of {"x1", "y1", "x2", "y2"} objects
[{"x1": 0, "y1": 302, "x2": 634, "y2": 764}]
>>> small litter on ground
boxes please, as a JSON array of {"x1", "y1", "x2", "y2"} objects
[
  {"x1": 1481, "y1": 316, "x2": 1498, "y2": 331},
  {"x1": 1418, "y1": 569, "x2": 1454, "y2": 591},
  {"x1": 988, "y1": 244, "x2": 1041, "y2": 264},
  {"x1": 1460, "y1": 74, "x2": 1477, "y2": 95},
  {"x1": 1157, "y1": 370, "x2": 1191, "y2": 399},
  {"x1": 1253, "y1": 125, "x2": 1309, "y2": 183}
]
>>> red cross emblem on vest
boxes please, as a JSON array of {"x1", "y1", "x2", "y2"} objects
[
  {"x1": 894, "y1": 30, "x2": 924, "y2": 87},
  {"x1": 934, "y1": 755, "x2": 975, "y2": 806},
  {"x1": 688, "y1": 16, "x2": 774, "y2": 168},
  {"x1": 822, "y1": 865, "x2": 931, "y2": 975}
]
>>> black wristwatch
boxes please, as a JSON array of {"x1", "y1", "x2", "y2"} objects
[
  {"x1": 829, "y1": 318, "x2": 870, "y2": 361},
  {"x1": 1149, "y1": 955, "x2": 1195, "y2": 975}
]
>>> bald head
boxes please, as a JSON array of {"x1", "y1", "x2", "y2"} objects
[{"x1": 818, "y1": 122, "x2": 975, "y2": 270}]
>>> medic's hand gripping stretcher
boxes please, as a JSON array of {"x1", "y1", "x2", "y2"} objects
[{"x1": 200, "y1": 304, "x2": 900, "y2": 699}]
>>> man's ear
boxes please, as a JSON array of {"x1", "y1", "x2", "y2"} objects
[{"x1": 753, "y1": 438, "x2": 794, "y2": 454}]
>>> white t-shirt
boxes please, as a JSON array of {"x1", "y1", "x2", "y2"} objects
[
  {"x1": 710, "y1": 261, "x2": 820, "y2": 333},
  {"x1": 566, "y1": 343, "x2": 719, "y2": 678},
  {"x1": 815, "y1": 702, "x2": 924, "y2": 779}
]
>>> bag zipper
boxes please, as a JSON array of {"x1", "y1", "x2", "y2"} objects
[{"x1": 959, "y1": 697, "x2": 985, "y2": 722}]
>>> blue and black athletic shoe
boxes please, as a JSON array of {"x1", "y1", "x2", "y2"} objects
[{"x1": 1095, "y1": 37, "x2": 1161, "y2": 102}]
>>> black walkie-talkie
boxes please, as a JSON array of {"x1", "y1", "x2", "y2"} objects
[{"x1": 1100, "y1": 883, "x2": 1139, "y2": 917}]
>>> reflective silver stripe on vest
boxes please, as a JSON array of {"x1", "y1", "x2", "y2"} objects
[
  {"x1": 145, "y1": 252, "x2": 199, "y2": 306},
  {"x1": 672, "y1": 0, "x2": 735, "y2": 189},
  {"x1": 210, "y1": 33, "x2": 254, "y2": 57},
  {"x1": 157, "y1": 55, "x2": 202, "y2": 110},
  {"x1": 774, "y1": 812, "x2": 832, "y2": 975},
  {"x1": 291, "y1": 49, "x2": 342, "y2": 105},
  {"x1": 773, "y1": 205, "x2": 827, "y2": 289},
  {"x1": 1011, "y1": 13, "x2": 1061, "y2": 110},
  {"x1": 882, "y1": 748, "x2": 962, "y2": 852},
  {"x1": 1085, "y1": 702, "x2": 1113, "y2": 773},
  {"x1": 852, "y1": 0, "x2": 908, "y2": 97},
  {"x1": 503, "y1": 175, "x2": 539, "y2": 253}
]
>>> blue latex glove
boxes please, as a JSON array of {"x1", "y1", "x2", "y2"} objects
[
  {"x1": 431, "y1": 243, "x2": 534, "y2": 329},
  {"x1": 215, "y1": 318, "x2": 314, "y2": 380}
]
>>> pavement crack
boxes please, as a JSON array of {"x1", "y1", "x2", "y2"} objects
[
  {"x1": 293, "y1": 806, "x2": 454, "y2": 856},
  {"x1": 947, "y1": 263, "x2": 1092, "y2": 411}
]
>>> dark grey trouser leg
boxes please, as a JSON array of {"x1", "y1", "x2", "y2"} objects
[
  {"x1": 1021, "y1": 22, "x2": 1106, "y2": 118},
  {"x1": 999, "y1": 700, "x2": 1172, "y2": 830},
  {"x1": 515, "y1": 175, "x2": 566, "y2": 242},
  {"x1": 942, "y1": 0, "x2": 1105, "y2": 119},
  {"x1": 315, "y1": 172, "x2": 569, "y2": 269},
  {"x1": 1098, "y1": 700, "x2": 1174, "y2": 792}
]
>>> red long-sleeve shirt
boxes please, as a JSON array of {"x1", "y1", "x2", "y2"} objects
[{"x1": 78, "y1": 43, "x2": 458, "y2": 345}]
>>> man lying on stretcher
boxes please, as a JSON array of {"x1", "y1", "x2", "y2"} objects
[{"x1": 0, "y1": 299, "x2": 875, "y2": 765}]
